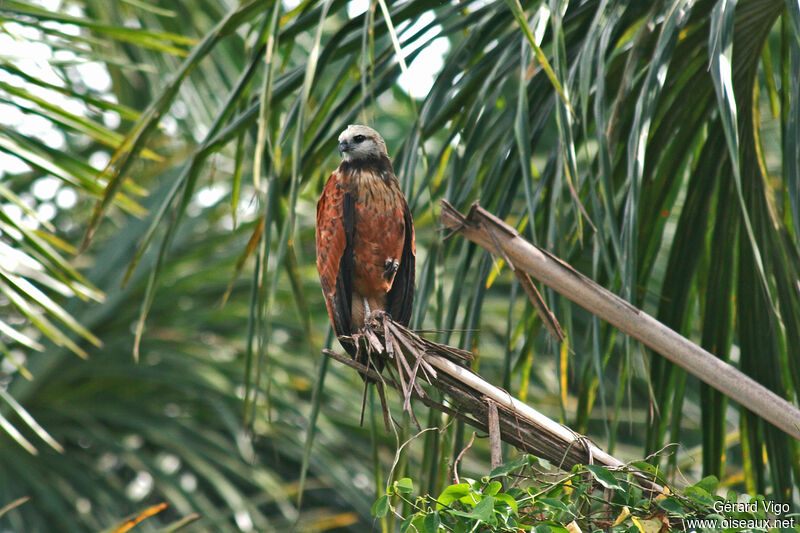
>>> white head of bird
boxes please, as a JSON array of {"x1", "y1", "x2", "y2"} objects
[{"x1": 337, "y1": 124, "x2": 388, "y2": 161}]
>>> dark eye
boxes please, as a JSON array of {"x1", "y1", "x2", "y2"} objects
[{"x1": 353, "y1": 135, "x2": 366, "y2": 143}]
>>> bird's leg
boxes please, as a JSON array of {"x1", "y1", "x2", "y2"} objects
[
  {"x1": 363, "y1": 296, "x2": 371, "y2": 325},
  {"x1": 363, "y1": 297, "x2": 387, "y2": 326}
]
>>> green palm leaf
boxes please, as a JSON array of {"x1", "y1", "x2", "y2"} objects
[{"x1": 2, "y1": 0, "x2": 800, "y2": 528}]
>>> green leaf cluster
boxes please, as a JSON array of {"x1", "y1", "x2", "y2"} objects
[
  {"x1": 376, "y1": 456, "x2": 800, "y2": 533},
  {"x1": 2, "y1": 0, "x2": 800, "y2": 528}
]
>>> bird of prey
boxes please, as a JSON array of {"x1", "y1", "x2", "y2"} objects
[{"x1": 316, "y1": 124, "x2": 415, "y2": 372}]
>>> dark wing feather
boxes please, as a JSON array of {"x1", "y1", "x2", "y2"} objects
[
  {"x1": 387, "y1": 200, "x2": 415, "y2": 325},
  {"x1": 316, "y1": 173, "x2": 355, "y2": 355},
  {"x1": 334, "y1": 192, "x2": 355, "y2": 336}
]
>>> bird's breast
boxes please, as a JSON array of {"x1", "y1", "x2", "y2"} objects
[
  {"x1": 344, "y1": 169, "x2": 407, "y2": 302},
  {"x1": 352, "y1": 171, "x2": 399, "y2": 207}
]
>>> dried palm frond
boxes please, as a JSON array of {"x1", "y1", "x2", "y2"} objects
[
  {"x1": 326, "y1": 312, "x2": 624, "y2": 474},
  {"x1": 439, "y1": 200, "x2": 800, "y2": 443}
]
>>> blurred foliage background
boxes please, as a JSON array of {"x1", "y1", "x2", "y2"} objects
[{"x1": 1, "y1": 0, "x2": 799, "y2": 530}]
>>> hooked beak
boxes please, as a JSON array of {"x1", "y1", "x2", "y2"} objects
[{"x1": 338, "y1": 141, "x2": 350, "y2": 156}]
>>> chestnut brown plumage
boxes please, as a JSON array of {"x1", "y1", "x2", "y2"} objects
[{"x1": 316, "y1": 125, "x2": 415, "y2": 374}]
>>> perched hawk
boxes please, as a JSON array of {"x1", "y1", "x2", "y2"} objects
[{"x1": 316, "y1": 125, "x2": 415, "y2": 369}]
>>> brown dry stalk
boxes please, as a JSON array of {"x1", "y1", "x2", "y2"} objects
[
  {"x1": 325, "y1": 313, "x2": 623, "y2": 473},
  {"x1": 439, "y1": 200, "x2": 800, "y2": 442}
]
